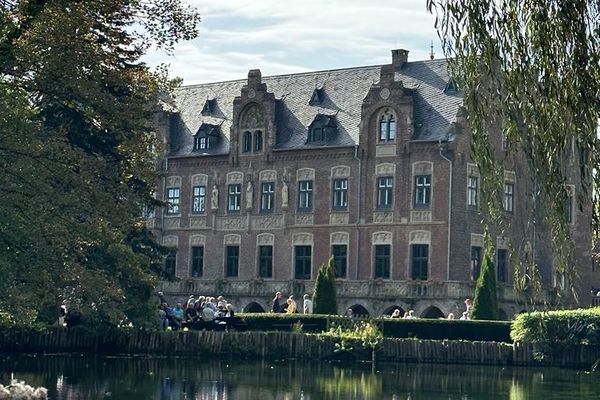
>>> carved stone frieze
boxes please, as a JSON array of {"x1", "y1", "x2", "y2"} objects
[
  {"x1": 163, "y1": 235, "x2": 178, "y2": 247},
  {"x1": 292, "y1": 233, "x2": 313, "y2": 245},
  {"x1": 331, "y1": 165, "x2": 350, "y2": 178},
  {"x1": 296, "y1": 168, "x2": 315, "y2": 181},
  {"x1": 372, "y1": 231, "x2": 392, "y2": 244},
  {"x1": 227, "y1": 171, "x2": 244, "y2": 184},
  {"x1": 497, "y1": 236, "x2": 509, "y2": 249},
  {"x1": 240, "y1": 103, "x2": 263, "y2": 128},
  {"x1": 373, "y1": 212, "x2": 394, "y2": 223},
  {"x1": 470, "y1": 233, "x2": 484, "y2": 247},
  {"x1": 330, "y1": 232, "x2": 349, "y2": 244},
  {"x1": 259, "y1": 170, "x2": 277, "y2": 182},
  {"x1": 413, "y1": 161, "x2": 433, "y2": 175},
  {"x1": 467, "y1": 163, "x2": 479, "y2": 177},
  {"x1": 166, "y1": 176, "x2": 181, "y2": 187},
  {"x1": 375, "y1": 163, "x2": 395, "y2": 176},
  {"x1": 257, "y1": 233, "x2": 275, "y2": 245},
  {"x1": 409, "y1": 230, "x2": 431, "y2": 244},
  {"x1": 376, "y1": 145, "x2": 396, "y2": 158},
  {"x1": 190, "y1": 234, "x2": 206, "y2": 246},
  {"x1": 224, "y1": 234, "x2": 241, "y2": 245},
  {"x1": 217, "y1": 216, "x2": 247, "y2": 230},
  {"x1": 163, "y1": 217, "x2": 180, "y2": 229},
  {"x1": 504, "y1": 170, "x2": 516, "y2": 183},
  {"x1": 191, "y1": 174, "x2": 208, "y2": 186},
  {"x1": 410, "y1": 210, "x2": 432, "y2": 223},
  {"x1": 189, "y1": 217, "x2": 207, "y2": 229},
  {"x1": 252, "y1": 215, "x2": 283, "y2": 230},
  {"x1": 295, "y1": 214, "x2": 314, "y2": 225},
  {"x1": 329, "y1": 213, "x2": 349, "y2": 225}
]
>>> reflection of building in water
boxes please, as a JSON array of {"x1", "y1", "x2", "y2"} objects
[{"x1": 152, "y1": 48, "x2": 592, "y2": 318}]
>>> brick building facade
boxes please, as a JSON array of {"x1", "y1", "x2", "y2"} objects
[{"x1": 152, "y1": 49, "x2": 592, "y2": 318}]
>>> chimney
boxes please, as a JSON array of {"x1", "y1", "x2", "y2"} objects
[
  {"x1": 248, "y1": 69, "x2": 262, "y2": 85},
  {"x1": 391, "y1": 49, "x2": 409, "y2": 69}
]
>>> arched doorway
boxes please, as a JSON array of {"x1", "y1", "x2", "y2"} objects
[
  {"x1": 348, "y1": 304, "x2": 370, "y2": 318},
  {"x1": 382, "y1": 305, "x2": 405, "y2": 317},
  {"x1": 243, "y1": 302, "x2": 265, "y2": 313},
  {"x1": 421, "y1": 306, "x2": 444, "y2": 319}
]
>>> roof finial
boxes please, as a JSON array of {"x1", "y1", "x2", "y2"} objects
[{"x1": 429, "y1": 41, "x2": 435, "y2": 60}]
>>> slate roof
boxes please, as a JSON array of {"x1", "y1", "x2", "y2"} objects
[{"x1": 167, "y1": 58, "x2": 463, "y2": 157}]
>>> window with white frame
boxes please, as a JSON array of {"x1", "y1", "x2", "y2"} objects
[
  {"x1": 503, "y1": 182, "x2": 514, "y2": 213},
  {"x1": 467, "y1": 175, "x2": 479, "y2": 207},
  {"x1": 379, "y1": 110, "x2": 396, "y2": 142},
  {"x1": 166, "y1": 187, "x2": 180, "y2": 215},
  {"x1": 377, "y1": 176, "x2": 393, "y2": 208},
  {"x1": 228, "y1": 184, "x2": 241, "y2": 212},
  {"x1": 298, "y1": 180, "x2": 313, "y2": 211},
  {"x1": 332, "y1": 178, "x2": 348, "y2": 210},
  {"x1": 192, "y1": 185, "x2": 206, "y2": 214},
  {"x1": 414, "y1": 175, "x2": 431, "y2": 207},
  {"x1": 260, "y1": 182, "x2": 275, "y2": 212}
]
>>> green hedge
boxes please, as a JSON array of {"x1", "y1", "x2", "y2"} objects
[
  {"x1": 239, "y1": 314, "x2": 512, "y2": 342},
  {"x1": 511, "y1": 307, "x2": 600, "y2": 344}
]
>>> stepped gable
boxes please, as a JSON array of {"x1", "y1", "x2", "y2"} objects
[{"x1": 168, "y1": 58, "x2": 463, "y2": 157}]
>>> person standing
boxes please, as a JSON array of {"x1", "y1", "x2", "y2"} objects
[
  {"x1": 286, "y1": 296, "x2": 297, "y2": 314},
  {"x1": 272, "y1": 291, "x2": 283, "y2": 313},
  {"x1": 303, "y1": 294, "x2": 313, "y2": 314}
]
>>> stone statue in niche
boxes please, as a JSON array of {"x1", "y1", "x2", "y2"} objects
[
  {"x1": 281, "y1": 181, "x2": 289, "y2": 209},
  {"x1": 211, "y1": 185, "x2": 219, "y2": 210},
  {"x1": 246, "y1": 181, "x2": 253, "y2": 209}
]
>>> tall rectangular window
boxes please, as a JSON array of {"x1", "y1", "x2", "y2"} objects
[
  {"x1": 565, "y1": 189, "x2": 573, "y2": 224},
  {"x1": 298, "y1": 180, "x2": 313, "y2": 211},
  {"x1": 411, "y1": 244, "x2": 429, "y2": 280},
  {"x1": 166, "y1": 188, "x2": 180, "y2": 215},
  {"x1": 331, "y1": 244, "x2": 347, "y2": 278},
  {"x1": 414, "y1": 175, "x2": 431, "y2": 207},
  {"x1": 374, "y1": 244, "x2": 390, "y2": 279},
  {"x1": 192, "y1": 185, "x2": 206, "y2": 214},
  {"x1": 377, "y1": 177, "x2": 393, "y2": 208},
  {"x1": 228, "y1": 184, "x2": 241, "y2": 213},
  {"x1": 294, "y1": 245, "x2": 312, "y2": 279},
  {"x1": 471, "y1": 246, "x2": 482, "y2": 281},
  {"x1": 467, "y1": 176, "x2": 478, "y2": 207},
  {"x1": 191, "y1": 246, "x2": 203, "y2": 278},
  {"x1": 260, "y1": 182, "x2": 275, "y2": 212},
  {"x1": 226, "y1": 246, "x2": 239, "y2": 277},
  {"x1": 504, "y1": 183, "x2": 514, "y2": 213},
  {"x1": 164, "y1": 251, "x2": 176, "y2": 277},
  {"x1": 497, "y1": 249, "x2": 508, "y2": 283},
  {"x1": 332, "y1": 178, "x2": 348, "y2": 210},
  {"x1": 258, "y1": 245, "x2": 273, "y2": 278}
]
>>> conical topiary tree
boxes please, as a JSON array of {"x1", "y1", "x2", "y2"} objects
[
  {"x1": 312, "y1": 256, "x2": 338, "y2": 314},
  {"x1": 471, "y1": 253, "x2": 499, "y2": 320}
]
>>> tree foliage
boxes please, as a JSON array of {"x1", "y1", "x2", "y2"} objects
[
  {"x1": 472, "y1": 254, "x2": 499, "y2": 320},
  {"x1": 0, "y1": 0, "x2": 200, "y2": 328},
  {"x1": 428, "y1": 0, "x2": 600, "y2": 303},
  {"x1": 313, "y1": 257, "x2": 338, "y2": 315}
]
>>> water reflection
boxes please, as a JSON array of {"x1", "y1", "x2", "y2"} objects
[{"x1": 0, "y1": 355, "x2": 598, "y2": 400}]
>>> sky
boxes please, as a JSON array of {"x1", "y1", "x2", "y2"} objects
[{"x1": 144, "y1": 0, "x2": 440, "y2": 85}]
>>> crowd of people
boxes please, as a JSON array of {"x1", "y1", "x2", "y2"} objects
[{"x1": 158, "y1": 292, "x2": 236, "y2": 331}]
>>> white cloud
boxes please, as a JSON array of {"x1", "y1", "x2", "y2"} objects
[{"x1": 145, "y1": 0, "x2": 440, "y2": 84}]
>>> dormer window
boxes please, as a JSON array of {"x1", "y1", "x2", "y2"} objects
[
  {"x1": 309, "y1": 87, "x2": 325, "y2": 106},
  {"x1": 307, "y1": 114, "x2": 337, "y2": 144},
  {"x1": 201, "y1": 98, "x2": 217, "y2": 116},
  {"x1": 193, "y1": 123, "x2": 220, "y2": 152},
  {"x1": 379, "y1": 110, "x2": 396, "y2": 142}
]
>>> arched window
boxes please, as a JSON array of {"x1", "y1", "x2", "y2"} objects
[
  {"x1": 379, "y1": 110, "x2": 396, "y2": 142},
  {"x1": 242, "y1": 131, "x2": 252, "y2": 153},
  {"x1": 254, "y1": 130, "x2": 263, "y2": 152}
]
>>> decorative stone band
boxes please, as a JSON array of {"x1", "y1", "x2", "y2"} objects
[
  {"x1": 224, "y1": 234, "x2": 241, "y2": 245},
  {"x1": 257, "y1": 233, "x2": 274, "y2": 246},
  {"x1": 409, "y1": 230, "x2": 431, "y2": 244},
  {"x1": 292, "y1": 233, "x2": 313, "y2": 245},
  {"x1": 331, "y1": 165, "x2": 350, "y2": 178},
  {"x1": 191, "y1": 174, "x2": 208, "y2": 186},
  {"x1": 372, "y1": 231, "x2": 392, "y2": 244},
  {"x1": 227, "y1": 171, "x2": 244, "y2": 185},
  {"x1": 296, "y1": 168, "x2": 315, "y2": 181}
]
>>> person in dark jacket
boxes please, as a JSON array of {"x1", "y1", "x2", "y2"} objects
[{"x1": 271, "y1": 291, "x2": 283, "y2": 313}]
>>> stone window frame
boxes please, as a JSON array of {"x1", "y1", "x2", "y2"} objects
[
  {"x1": 330, "y1": 166, "x2": 350, "y2": 211},
  {"x1": 297, "y1": 168, "x2": 315, "y2": 213},
  {"x1": 412, "y1": 162, "x2": 433, "y2": 209},
  {"x1": 375, "y1": 163, "x2": 395, "y2": 210},
  {"x1": 190, "y1": 234, "x2": 206, "y2": 278},
  {"x1": 163, "y1": 235, "x2": 179, "y2": 277},
  {"x1": 372, "y1": 231, "x2": 392, "y2": 279},
  {"x1": 223, "y1": 234, "x2": 241, "y2": 278},
  {"x1": 292, "y1": 233, "x2": 313, "y2": 280},
  {"x1": 165, "y1": 176, "x2": 182, "y2": 216},
  {"x1": 259, "y1": 170, "x2": 277, "y2": 213},
  {"x1": 409, "y1": 230, "x2": 431, "y2": 281},
  {"x1": 470, "y1": 233, "x2": 484, "y2": 281},
  {"x1": 378, "y1": 108, "x2": 397, "y2": 142},
  {"x1": 466, "y1": 163, "x2": 479, "y2": 209},
  {"x1": 330, "y1": 232, "x2": 350, "y2": 279},
  {"x1": 226, "y1": 172, "x2": 244, "y2": 214},
  {"x1": 256, "y1": 233, "x2": 275, "y2": 279},
  {"x1": 503, "y1": 171, "x2": 516, "y2": 214},
  {"x1": 191, "y1": 174, "x2": 208, "y2": 215}
]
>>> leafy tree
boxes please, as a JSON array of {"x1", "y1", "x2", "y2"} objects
[
  {"x1": 0, "y1": 0, "x2": 200, "y2": 328},
  {"x1": 313, "y1": 257, "x2": 338, "y2": 315},
  {"x1": 428, "y1": 0, "x2": 600, "y2": 303},
  {"x1": 472, "y1": 253, "x2": 499, "y2": 320}
]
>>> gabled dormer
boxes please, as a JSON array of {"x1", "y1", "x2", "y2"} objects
[
  {"x1": 201, "y1": 98, "x2": 217, "y2": 116},
  {"x1": 308, "y1": 87, "x2": 325, "y2": 106},
  {"x1": 307, "y1": 114, "x2": 337, "y2": 144},
  {"x1": 193, "y1": 123, "x2": 221, "y2": 151},
  {"x1": 444, "y1": 77, "x2": 458, "y2": 94}
]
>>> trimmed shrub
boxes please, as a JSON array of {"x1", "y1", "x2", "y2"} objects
[
  {"x1": 511, "y1": 307, "x2": 600, "y2": 344},
  {"x1": 472, "y1": 254, "x2": 499, "y2": 320},
  {"x1": 312, "y1": 257, "x2": 338, "y2": 315},
  {"x1": 378, "y1": 318, "x2": 511, "y2": 342},
  {"x1": 239, "y1": 313, "x2": 329, "y2": 332}
]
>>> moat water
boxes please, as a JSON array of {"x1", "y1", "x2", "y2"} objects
[{"x1": 0, "y1": 355, "x2": 598, "y2": 399}]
